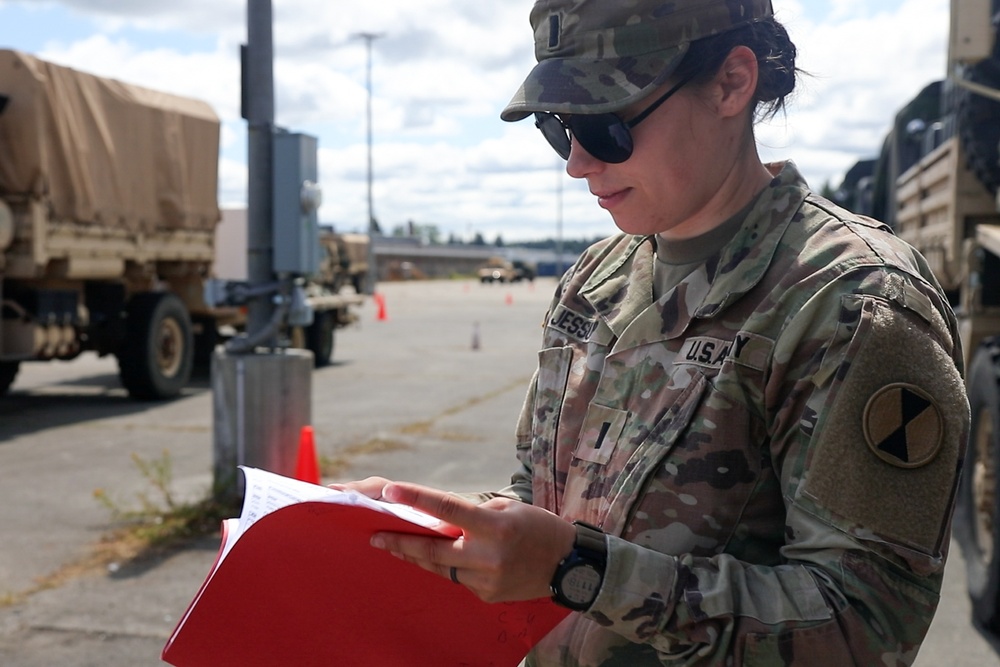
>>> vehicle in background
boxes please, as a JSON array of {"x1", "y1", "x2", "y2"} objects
[
  {"x1": 511, "y1": 259, "x2": 537, "y2": 282},
  {"x1": 831, "y1": 0, "x2": 1000, "y2": 631},
  {"x1": 318, "y1": 229, "x2": 369, "y2": 296},
  {"x1": 0, "y1": 50, "x2": 363, "y2": 399},
  {"x1": 289, "y1": 229, "x2": 369, "y2": 366},
  {"x1": 477, "y1": 257, "x2": 517, "y2": 283},
  {"x1": 477, "y1": 256, "x2": 535, "y2": 283}
]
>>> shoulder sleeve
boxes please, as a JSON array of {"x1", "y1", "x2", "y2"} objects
[{"x1": 582, "y1": 268, "x2": 968, "y2": 665}]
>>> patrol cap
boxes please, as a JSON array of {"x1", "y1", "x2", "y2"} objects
[{"x1": 501, "y1": 0, "x2": 774, "y2": 122}]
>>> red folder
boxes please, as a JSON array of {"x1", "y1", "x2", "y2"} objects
[{"x1": 162, "y1": 487, "x2": 569, "y2": 666}]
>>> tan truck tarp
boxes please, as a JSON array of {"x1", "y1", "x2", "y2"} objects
[{"x1": 0, "y1": 49, "x2": 220, "y2": 232}]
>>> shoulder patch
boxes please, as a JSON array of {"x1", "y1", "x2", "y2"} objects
[{"x1": 863, "y1": 383, "x2": 943, "y2": 468}]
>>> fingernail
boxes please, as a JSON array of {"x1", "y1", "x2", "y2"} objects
[{"x1": 370, "y1": 535, "x2": 385, "y2": 549}]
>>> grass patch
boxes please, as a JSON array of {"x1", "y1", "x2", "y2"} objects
[
  {"x1": 92, "y1": 451, "x2": 237, "y2": 562},
  {"x1": 1, "y1": 451, "x2": 236, "y2": 609}
]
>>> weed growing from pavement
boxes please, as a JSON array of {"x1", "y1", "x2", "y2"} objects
[
  {"x1": 0, "y1": 453, "x2": 237, "y2": 608},
  {"x1": 93, "y1": 450, "x2": 237, "y2": 554}
]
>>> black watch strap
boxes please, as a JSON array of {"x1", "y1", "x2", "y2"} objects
[
  {"x1": 550, "y1": 521, "x2": 607, "y2": 611},
  {"x1": 572, "y1": 521, "x2": 606, "y2": 557}
]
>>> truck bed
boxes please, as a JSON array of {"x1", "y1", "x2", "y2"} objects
[{"x1": 0, "y1": 49, "x2": 219, "y2": 277}]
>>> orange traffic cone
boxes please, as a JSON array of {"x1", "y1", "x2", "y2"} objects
[
  {"x1": 294, "y1": 425, "x2": 321, "y2": 485},
  {"x1": 375, "y1": 292, "x2": 388, "y2": 321}
]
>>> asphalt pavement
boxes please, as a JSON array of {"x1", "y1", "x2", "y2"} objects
[{"x1": 0, "y1": 278, "x2": 997, "y2": 666}]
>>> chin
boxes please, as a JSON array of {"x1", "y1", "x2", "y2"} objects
[{"x1": 610, "y1": 216, "x2": 664, "y2": 237}]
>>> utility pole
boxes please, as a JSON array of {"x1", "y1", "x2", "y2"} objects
[
  {"x1": 212, "y1": 0, "x2": 313, "y2": 502},
  {"x1": 246, "y1": 0, "x2": 275, "y2": 341},
  {"x1": 556, "y1": 161, "x2": 564, "y2": 276},
  {"x1": 354, "y1": 31, "x2": 382, "y2": 295}
]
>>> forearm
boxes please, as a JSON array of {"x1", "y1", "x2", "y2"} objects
[{"x1": 588, "y1": 532, "x2": 940, "y2": 665}]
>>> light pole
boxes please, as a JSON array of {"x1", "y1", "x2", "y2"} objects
[
  {"x1": 245, "y1": 0, "x2": 276, "y2": 341},
  {"x1": 556, "y1": 161, "x2": 564, "y2": 276},
  {"x1": 354, "y1": 31, "x2": 383, "y2": 294}
]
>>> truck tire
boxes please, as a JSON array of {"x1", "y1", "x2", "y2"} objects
[
  {"x1": 117, "y1": 292, "x2": 194, "y2": 400},
  {"x1": 305, "y1": 310, "x2": 335, "y2": 368},
  {"x1": 954, "y1": 340, "x2": 1000, "y2": 631},
  {"x1": 0, "y1": 361, "x2": 19, "y2": 396}
]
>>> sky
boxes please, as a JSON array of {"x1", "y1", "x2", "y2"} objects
[{"x1": 0, "y1": 0, "x2": 950, "y2": 243}]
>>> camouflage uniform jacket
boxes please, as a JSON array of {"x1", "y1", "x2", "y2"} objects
[{"x1": 504, "y1": 162, "x2": 969, "y2": 666}]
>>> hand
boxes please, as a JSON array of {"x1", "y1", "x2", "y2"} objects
[
  {"x1": 369, "y1": 482, "x2": 576, "y2": 604},
  {"x1": 328, "y1": 476, "x2": 393, "y2": 500}
]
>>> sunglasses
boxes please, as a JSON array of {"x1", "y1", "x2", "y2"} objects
[{"x1": 533, "y1": 73, "x2": 693, "y2": 164}]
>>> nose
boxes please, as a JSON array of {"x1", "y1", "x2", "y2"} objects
[{"x1": 565, "y1": 141, "x2": 604, "y2": 179}]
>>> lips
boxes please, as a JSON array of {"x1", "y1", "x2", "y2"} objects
[{"x1": 594, "y1": 187, "x2": 629, "y2": 210}]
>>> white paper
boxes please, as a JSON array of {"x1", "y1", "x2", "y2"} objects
[{"x1": 228, "y1": 466, "x2": 450, "y2": 559}]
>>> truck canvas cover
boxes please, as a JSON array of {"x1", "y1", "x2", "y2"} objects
[{"x1": 0, "y1": 49, "x2": 219, "y2": 232}]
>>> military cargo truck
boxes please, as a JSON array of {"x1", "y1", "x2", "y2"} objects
[
  {"x1": 0, "y1": 50, "x2": 363, "y2": 398},
  {"x1": 286, "y1": 229, "x2": 367, "y2": 367},
  {"x1": 317, "y1": 228, "x2": 369, "y2": 296},
  {"x1": 832, "y1": 0, "x2": 1000, "y2": 630},
  {"x1": 0, "y1": 49, "x2": 220, "y2": 400}
]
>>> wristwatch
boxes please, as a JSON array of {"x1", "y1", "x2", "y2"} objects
[{"x1": 550, "y1": 521, "x2": 607, "y2": 611}]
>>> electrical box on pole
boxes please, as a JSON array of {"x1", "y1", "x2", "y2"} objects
[{"x1": 272, "y1": 131, "x2": 321, "y2": 276}]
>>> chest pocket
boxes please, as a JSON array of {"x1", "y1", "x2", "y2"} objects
[{"x1": 564, "y1": 369, "x2": 710, "y2": 532}]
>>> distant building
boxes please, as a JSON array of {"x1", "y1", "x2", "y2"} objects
[
  {"x1": 372, "y1": 235, "x2": 576, "y2": 280},
  {"x1": 219, "y1": 208, "x2": 578, "y2": 281}
]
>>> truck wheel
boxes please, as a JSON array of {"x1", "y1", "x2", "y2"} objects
[
  {"x1": 305, "y1": 310, "x2": 335, "y2": 368},
  {"x1": 117, "y1": 292, "x2": 194, "y2": 400},
  {"x1": 0, "y1": 361, "x2": 19, "y2": 396},
  {"x1": 954, "y1": 341, "x2": 1000, "y2": 631}
]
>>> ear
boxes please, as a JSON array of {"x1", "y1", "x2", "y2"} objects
[{"x1": 714, "y1": 45, "x2": 758, "y2": 119}]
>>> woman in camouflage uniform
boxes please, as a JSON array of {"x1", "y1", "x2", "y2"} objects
[{"x1": 359, "y1": 1, "x2": 970, "y2": 664}]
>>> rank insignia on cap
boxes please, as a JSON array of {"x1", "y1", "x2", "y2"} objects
[{"x1": 862, "y1": 383, "x2": 944, "y2": 468}]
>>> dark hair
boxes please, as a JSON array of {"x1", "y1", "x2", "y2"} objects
[{"x1": 673, "y1": 17, "x2": 799, "y2": 120}]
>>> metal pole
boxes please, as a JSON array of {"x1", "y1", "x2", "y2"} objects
[
  {"x1": 355, "y1": 32, "x2": 382, "y2": 295},
  {"x1": 246, "y1": 0, "x2": 275, "y2": 343},
  {"x1": 556, "y1": 162, "x2": 564, "y2": 276}
]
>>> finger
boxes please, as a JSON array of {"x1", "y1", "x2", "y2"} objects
[
  {"x1": 327, "y1": 476, "x2": 391, "y2": 500},
  {"x1": 381, "y1": 482, "x2": 487, "y2": 532},
  {"x1": 371, "y1": 532, "x2": 464, "y2": 573}
]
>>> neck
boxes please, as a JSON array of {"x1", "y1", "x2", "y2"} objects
[{"x1": 659, "y1": 141, "x2": 773, "y2": 242}]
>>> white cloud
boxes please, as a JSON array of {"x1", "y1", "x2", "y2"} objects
[
  {"x1": 759, "y1": 0, "x2": 949, "y2": 188},
  {"x1": 0, "y1": 0, "x2": 953, "y2": 240}
]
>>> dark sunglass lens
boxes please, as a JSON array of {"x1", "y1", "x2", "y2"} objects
[
  {"x1": 569, "y1": 114, "x2": 633, "y2": 163},
  {"x1": 534, "y1": 113, "x2": 571, "y2": 160}
]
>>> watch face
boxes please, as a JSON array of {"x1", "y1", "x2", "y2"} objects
[{"x1": 562, "y1": 564, "x2": 601, "y2": 605}]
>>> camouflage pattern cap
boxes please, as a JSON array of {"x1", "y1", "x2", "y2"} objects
[{"x1": 501, "y1": 0, "x2": 774, "y2": 121}]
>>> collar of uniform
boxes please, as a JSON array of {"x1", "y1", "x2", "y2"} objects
[
  {"x1": 576, "y1": 161, "x2": 808, "y2": 337},
  {"x1": 577, "y1": 235, "x2": 655, "y2": 338},
  {"x1": 691, "y1": 161, "x2": 809, "y2": 318}
]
